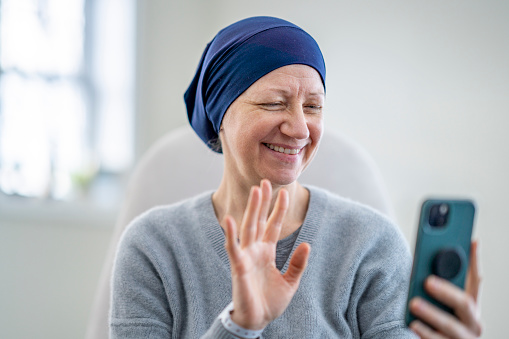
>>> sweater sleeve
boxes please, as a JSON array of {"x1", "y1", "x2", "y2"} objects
[{"x1": 110, "y1": 220, "x2": 173, "y2": 338}]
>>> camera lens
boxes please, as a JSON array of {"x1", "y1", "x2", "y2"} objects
[{"x1": 429, "y1": 203, "x2": 450, "y2": 227}]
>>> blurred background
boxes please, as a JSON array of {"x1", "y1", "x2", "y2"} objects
[{"x1": 0, "y1": 0, "x2": 507, "y2": 338}]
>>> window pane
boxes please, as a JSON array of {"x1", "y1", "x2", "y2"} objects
[
  {"x1": 0, "y1": 0, "x2": 85, "y2": 75},
  {"x1": 92, "y1": 0, "x2": 135, "y2": 172},
  {"x1": 0, "y1": 73, "x2": 89, "y2": 198},
  {"x1": 0, "y1": 0, "x2": 135, "y2": 199}
]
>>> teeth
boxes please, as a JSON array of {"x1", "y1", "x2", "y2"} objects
[{"x1": 265, "y1": 143, "x2": 301, "y2": 155}]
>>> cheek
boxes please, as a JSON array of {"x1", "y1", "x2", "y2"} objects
[
  {"x1": 221, "y1": 116, "x2": 259, "y2": 154},
  {"x1": 308, "y1": 117, "x2": 324, "y2": 145},
  {"x1": 231, "y1": 112, "x2": 275, "y2": 140}
]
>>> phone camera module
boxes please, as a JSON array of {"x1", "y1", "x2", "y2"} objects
[{"x1": 429, "y1": 203, "x2": 450, "y2": 227}]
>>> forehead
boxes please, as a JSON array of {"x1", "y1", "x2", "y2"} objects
[{"x1": 244, "y1": 64, "x2": 324, "y2": 97}]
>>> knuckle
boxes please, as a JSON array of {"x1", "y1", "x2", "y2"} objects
[
  {"x1": 464, "y1": 295, "x2": 477, "y2": 315},
  {"x1": 439, "y1": 318, "x2": 455, "y2": 334},
  {"x1": 458, "y1": 294, "x2": 473, "y2": 312}
]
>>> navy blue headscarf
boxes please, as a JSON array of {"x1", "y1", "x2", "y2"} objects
[{"x1": 184, "y1": 16, "x2": 326, "y2": 153}]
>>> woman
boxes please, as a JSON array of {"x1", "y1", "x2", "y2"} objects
[{"x1": 110, "y1": 16, "x2": 482, "y2": 338}]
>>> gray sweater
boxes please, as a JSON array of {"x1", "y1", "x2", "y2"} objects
[{"x1": 110, "y1": 186, "x2": 417, "y2": 338}]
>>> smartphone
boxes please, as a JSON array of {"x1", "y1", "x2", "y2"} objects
[{"x1": 405, "y1": 199, "x2": 476, "y2": 326}]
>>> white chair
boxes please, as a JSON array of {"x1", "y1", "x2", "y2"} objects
[{"x1": 85, "y1": 125, "x2": 394, "y2": 339}]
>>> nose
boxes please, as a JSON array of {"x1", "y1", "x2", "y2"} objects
[{"x1": 280, "y1": 107, "x2": 310, "y2": 140}]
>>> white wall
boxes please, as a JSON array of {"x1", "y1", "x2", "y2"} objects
[
  {"x1": 136, "y1": 1, "x2": 508, "y2": 337},
  {"x1": 0, "y1": 202, "x2": 114, "y2": 339}
]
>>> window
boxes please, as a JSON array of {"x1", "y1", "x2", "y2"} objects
[{"x1": 0, "y1": 0, "x2": 134, "y2": 200}]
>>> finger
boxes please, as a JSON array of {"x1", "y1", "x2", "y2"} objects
[
  {"x1": 224, "y1": 216, "x2": 241, "y2": 265},
  {"x1": 424, "y1": 276, "x2": 481, "y2": 335},
  {"x1": 240, "y1": 186, "x2": 261, "y2": 248},
  {"x1": 283, "y1": 242, "x2": 310, "y2": 287},
  {"x1": 409, "y1": 297, "x2": 475, "y2": 339},
  {"x1": 466, "y1": 240, "x2": 482, "y2": 303},
  {"x1": 409, "y1": 320, "x2": 448, "y2": 339},
  {"x1": 263, "y1": 189, "x2": 289, "y2": 243},
  {"x1": 256, "y1": 179, "x2": 272, "y2": 241}
]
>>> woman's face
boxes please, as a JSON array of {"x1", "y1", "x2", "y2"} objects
[{"x1": 220, "y1": 64, "x2": 324, "y2": 187}]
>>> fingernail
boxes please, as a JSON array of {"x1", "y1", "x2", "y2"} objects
[
  {"x1": 409, "y1": 320, "x2": 424, "y2": 332},
  {"x1": 410, "y1": 297, "x2": 423, "y2": 311},
  {"x1": 409, "y1": 319, "x2": 419, "y2": 328},
  {"x1": 429, "y1": 275, "x2": 442, "y2": 288}
]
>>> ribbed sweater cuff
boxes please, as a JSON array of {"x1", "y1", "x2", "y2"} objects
[{"x1": 206, "y1": 317, "x2": 264, "y2": 339}]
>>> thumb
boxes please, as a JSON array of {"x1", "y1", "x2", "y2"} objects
[
  {"x1": 466, "y1": 240, "x2": 482, "y2": 303},
  {"x1": 283, "y1": 242, "x2": 311, "y2": 286}
]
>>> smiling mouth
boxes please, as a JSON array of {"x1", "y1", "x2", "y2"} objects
[{"x1": 264, "y1": 143, "x2": 302, "y2": 155}]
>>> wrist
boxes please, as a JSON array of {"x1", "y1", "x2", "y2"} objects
[
  {"x1": 230, "y1": 311, "x2": 265, "y2": 330},
  {"x1": 219, "y1": 302, "x2": 264, "y2": 339}
]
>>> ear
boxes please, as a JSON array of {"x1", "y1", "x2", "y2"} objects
[{"x1": 208, "y1": 136, "x2": 222, "y2": 153}]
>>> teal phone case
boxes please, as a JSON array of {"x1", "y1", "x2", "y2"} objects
[{"x1": 405, "y1": 199, "x2": 475, "y2": 326}]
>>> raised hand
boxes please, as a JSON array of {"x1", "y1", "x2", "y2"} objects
[
  {"x1": 224, "y1": 179, "x2": 310, "y2": 331},
  {"x1": 409, "y1": 241, "x2": 482, "y2": 338}
]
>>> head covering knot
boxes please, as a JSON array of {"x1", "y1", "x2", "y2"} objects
[{"x1": 184, "y1": 16, "x2": 326, "y2": 152}]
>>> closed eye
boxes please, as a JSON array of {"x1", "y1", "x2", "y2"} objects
[
  {"x1": 304, "y1": 105, "x2": 323, "y2": 113},
  {"x1": 259, "y1": 102, "x2": 285, "y2": 110}
]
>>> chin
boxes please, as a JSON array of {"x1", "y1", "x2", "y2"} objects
[{"x1": 263, "y1": 171, "x2": 301, "y2": 187}]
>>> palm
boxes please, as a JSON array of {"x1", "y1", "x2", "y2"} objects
[{"x1": 224, "y1": 180, "x2": 310, "y2": 330}]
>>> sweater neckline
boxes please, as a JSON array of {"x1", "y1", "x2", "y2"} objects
[{"x1": 200, "y1": 186, "x2": 327, "y2": 273}]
